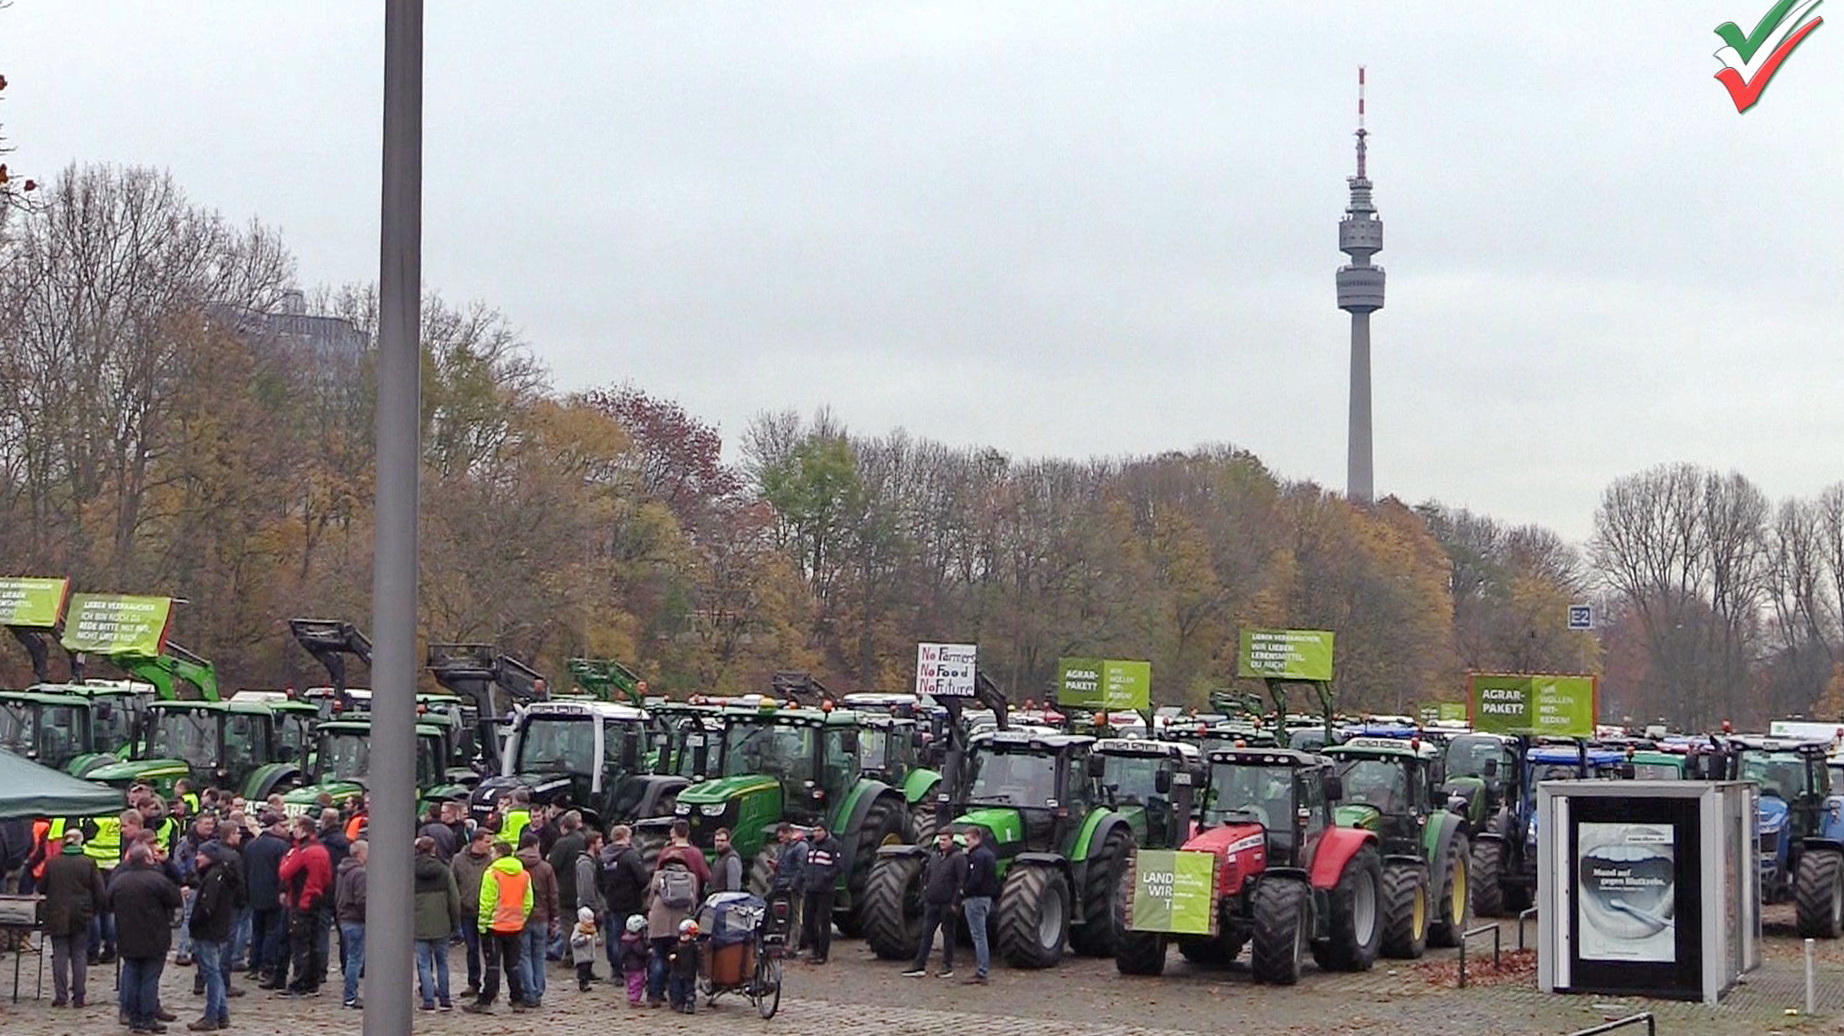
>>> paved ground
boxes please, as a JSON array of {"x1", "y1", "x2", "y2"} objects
[{"x1": 3, "y1": 911, "x2": 1841, "y2": 1036}]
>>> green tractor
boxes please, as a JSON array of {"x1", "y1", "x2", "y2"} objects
[
  {"x1": 861, "y1": 726, "x2": 1157, "y2": 968},
  {"x1": 652, "y1": 683, "x2": 914, "y2": 935},
  {"x1": 1323, "y1": 733, "x2": 1472, "y2": 957},
  {"x1": 3, "y1": 625, "x2": 148, "y2": 775},
  {"x1": 84, "y1": 698, "x2": 305, "y2": 800},
  {"x1": 281, "y1": 715, "x2": 469, "y2": 819}
]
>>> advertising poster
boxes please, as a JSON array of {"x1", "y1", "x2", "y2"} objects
[{"x1": 1577, "y1": 822, "x2": 1677, "y2": 963}]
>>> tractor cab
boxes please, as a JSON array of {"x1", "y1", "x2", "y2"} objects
[
  {"x1": 0, "y1": 688, "x2": 94, "y2": 771},
  {"x1": 283, "y1": 718, "x2": 449, "y2": 817},
  {"x1": 1092, "y1": 737, "x2": 1199, "y2": 849},
  {"x1": 1325, "y1": 736, "x2": 1439, "y2": 842},
  {"x1": 1717, "y1": 736, "x2": 1844, "y2": 917},
  {"x1": 85, "y1": 700, "x2": 301, "y2": 800},
  {"x1": 472, "y1": 698, "x2": 683, "y2": 830},
  {"x1": 1440, "y1": 732, "x2": 1517, "y2": 827},
  {"x1": 1196, "y1": 747, "x2": 1334, "y2": 869},
  {"x1": 955, "y1": 729, "x2": 1095, "y2": 854}
]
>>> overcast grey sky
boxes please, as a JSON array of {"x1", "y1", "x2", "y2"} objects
[{"x1": 7, "y1": 2, "x2": 1840, "y2": 541}]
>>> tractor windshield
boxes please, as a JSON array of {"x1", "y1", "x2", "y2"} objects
[
  {"x1": 1631, "y1": 761, "x2": 1682, "y2": 780},
  {"x1": 90, "y1": 698, "x2": 138, "y2": 748},
  {"x1": 1444, "y1": 735, "x2": 1507, "y2": 781},
  {"x1": 966, "y1": 748, "x2": 1059, "y2": 807},
  {"x1": 1100, "y1": 753, "x2": 1164, "y2": 805},
  {"x1": 316, "y1": 732, "x2": 372, "y2": 782},
  {"x1": 1740, "y1": 750, "x2": 1807, "y2": 801},
  {"x1": 0, "y1": 702, "x2": 32, "y2": 753},
  {"x1": 221, "y1": 713, "x2": 265, "y2": 778},
  {"x1": 416, "y1": 735, "x2": 441, "y2": 787},
  {"x1": 149, "y1": 711, "x2": 217, "y2": 763},
  {"x1": 1336, "y1": 756, "x2": 1410, "y2": 813},
  {"x1": 276, "y1": 713, "x2": 313, "y2": 761},
  {"x1": 1203, "y1": 763, "x2": 1294, "y2": 831},
  {"x1": 722, "y1": 720, "x2": 816, "y2": 784},
  {"x1": 0, "y1": 702, "x2": 81, "y2": 765},
  {"x1": 516, "y1": 717, "x2": 597, "y2": 776},
  {"x1": 858, "y1": 727, "x2": 890, "y2": 772}
]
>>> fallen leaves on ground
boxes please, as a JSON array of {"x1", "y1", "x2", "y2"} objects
[{"x1": 1412, "y1": 948, "x2": 1538, "y2": 988}]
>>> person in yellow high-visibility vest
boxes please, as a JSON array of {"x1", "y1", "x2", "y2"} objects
[
  {"x1": 495, "y1": 791, "x2": 534, "y2": 849},
  {"x1": 80, "y1": 810, "x2": 141, "y2": 964}
]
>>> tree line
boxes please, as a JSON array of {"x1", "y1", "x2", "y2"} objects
[{"x1": 0, "y1": 164, "x2": 1830, "y2": 728}]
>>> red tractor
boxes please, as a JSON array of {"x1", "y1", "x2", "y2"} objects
[{"x1": 1115, "y1": 746, "x2": 1383, "y2": 984}]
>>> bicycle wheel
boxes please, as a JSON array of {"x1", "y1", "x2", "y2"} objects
[{"x1": 755, "y1": 945, "x2": 782, "y2": 1019}]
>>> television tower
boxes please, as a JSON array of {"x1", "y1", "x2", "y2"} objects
[{"x1": 1337, "y1": 66, "x2": 1385, "y2": 505}]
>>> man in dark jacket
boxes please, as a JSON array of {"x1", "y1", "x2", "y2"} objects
[
  {"x1": 276, "y1": 817, "x2": 332, "y2": 997},
  {"x1": 418, "y1": 801, "x2": 459, "y2": 863},
  {"x1": 450, "y1": 827, "x2": 496, "y2": 996},
  {"x1": 598, "y1": 825, "x2": 649, "y2": 976},
  {"x1": 544, "y1": 810, "x2": 585, "y2": 960},
  {"x1": 902, "y1": 829, "x2": 967, "y2": 978},
  {"x1": 42, "y1": 828, "x2": 106, "y2": 1008},
  {"x1": 710, "y1": 828, "x2": 744, "y2": 893},
  {"x1": 334, "y1": 840, "x2": 367, "y2": 1008},
  {"x1": 107, "y1": 843, "x2": 183, "y2": 1034},
  {"x1": 800, "y1": 822, "x2": 842, "y2": 965},
  {"x1": 188, "y1": 842, "x2": 239, "y2": 1031},
  {"x1": 244, "y1": 816, "x2": 290, "y2": 988},
  {"x1": 960, "y1": 825, "x2": 999, "y2": 983},
  {"x1": 769, "y1": 824, "x2": 807, "y2": 953},
  {"x1": 514, "y1": 833, "x2": 559, "y2": 1006}
]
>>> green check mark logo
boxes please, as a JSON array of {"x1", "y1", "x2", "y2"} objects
[
  {"x1": 1713, "y1": 0, "x2": 1824, "y2": 112},
  {"x1": 1715, "y1": 0, "x2": 1803, "y2": 60}
]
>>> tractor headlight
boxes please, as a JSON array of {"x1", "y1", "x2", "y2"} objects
[
  {"x1": 673, "y1": 802, "x2": 691, "y2": 816},
  {"x1": 699, "y1": 803, "x2": 727, "y2": 817}
]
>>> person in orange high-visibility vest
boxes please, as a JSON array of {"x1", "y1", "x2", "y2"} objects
[{"x1": 465, "y1": 842, "x2": 531, "y2": 1013}]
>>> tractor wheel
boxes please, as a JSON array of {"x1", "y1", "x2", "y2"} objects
[
  {"x1": 996, "y1": 863, "x2": 1070, "y2": 969},
  {"x1": 1111, "y1": 861, "x2": 1166, "y2": 976},
  {"x1": 861, "y1": 854, "x2": 926, "y2": 960},
  {"x1": 1176, "y1": 935, "x2": 1242, "y2": 966},
  {"x1": 1249, "y1": 877, "x2": 1309, "y2": 986},
  {"x1": 1379, "y1": 862, "x2": 1428, "y2": 960},
  {"x1": 1428, "y1": 835, "x2": 1472, "y2": 948},
  {"x1": 910, "y1": 802, "x2": 937, "y2": 846},
  {"x1": 1070, "y1": 827, "x2": 1132, "y2": 957},
  {"x1": 1795, "y1": 848, "x2": 1844, "y2": 939},
  {"x1": 1471, "y1": 838, "x2": 1506, "y2": 918},
  {"x1": 842, "y1": 796, "x2": 910, "y2": 937},
  {"x1": 747, "y1": 846, "x2": 779, "y2": 898},
  {"x1": 1314, "y1": 846, "x2": 1383, "y2": 972}
]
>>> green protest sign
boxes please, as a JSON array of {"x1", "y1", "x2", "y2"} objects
[
  {"x1": 1470, "y1": 673, "x2": 1597, "y2": 737},
  {"x1": 1236, "y1": 629, "x2": 1335, "y2": 681},
  {"x1": 1129, "y1": 849, "x2": 1216, "y2": 935},
  {"x1": 0, "y1": 577, "x2": 69, "y2": 628},
  {"x1": 61, "y1": 594, "x2": 174, "y2": 657},
  {"x1": 1419, "y1": 701, "x2": 1469, "y2": 724},
  {"x1": 1057, "y1": 658, "x2": 1152, "y2": 710}
]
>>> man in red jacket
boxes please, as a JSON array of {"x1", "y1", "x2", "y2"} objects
[{"x1": 276, "y1": 817, "x2": 332, "y2": 998}]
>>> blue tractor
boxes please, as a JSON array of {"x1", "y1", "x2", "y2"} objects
[{"x1": 1720, "y1": 737, "x2": 1844, "y2": 937}]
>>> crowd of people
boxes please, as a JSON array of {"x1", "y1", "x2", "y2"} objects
[{"x1": 12, "y1": 781, "x2": 924, "y2": 1029}]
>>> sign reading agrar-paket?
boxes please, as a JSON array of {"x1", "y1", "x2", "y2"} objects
[
  {"x1": 61, "y1": 593, "x2": 174, "y2": 657},
  {"x1": 0, "y1": 577, "x2": 69, "y2": 628},
  {"x1": 1236, "y1": 628, "x2": 1335, "y2": 681},
  {"x1": 1056, "y1": 658, "x2": 1152, "y2": 710},
  {"x1": 1469, "y1": 673, "x2": 1597, "y2": 738}
]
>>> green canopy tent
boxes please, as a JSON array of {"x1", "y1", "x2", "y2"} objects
[{"x1": 0, "y1": 748, "x2": 124, "y2": 820}]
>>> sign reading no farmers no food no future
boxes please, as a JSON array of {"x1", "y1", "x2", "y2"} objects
[{"x1": 916, "y1": 642, "x2": 977, "y2": 697}]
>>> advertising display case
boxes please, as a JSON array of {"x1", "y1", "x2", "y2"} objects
[{"x1": 1537, "y1": 780, "x2": 1759, "y2": 1003}]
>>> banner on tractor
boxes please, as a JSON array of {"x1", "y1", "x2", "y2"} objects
[
  {"x1": 1127, "y1": 849, "x2": 1217, "y2": 935},
  {"x1": 1056, "y1": 658, "x2": 1151, "y2": 710},
  {"x1": 61, "y1": 594, "x2": 175, "y2": 657},
  {"x1": 1469, "y1": 673, "x2": 1597, "y2": 737},
  {"x1": 916, "y1": 642, "x2": 977, "y2": 698},
  {"x1": 1236, "y1": 628, "x2": 1335, "y2": 681},
  {"x1": 0, "y1": 577, "x2": 70, "y2": 628}
]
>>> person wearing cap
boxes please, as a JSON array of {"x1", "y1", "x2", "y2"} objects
[
  {"x1": 41, "y1": 828, "x2": 105, "y2": 1008},
  {"x1": 666, "y1": 918, "x2": 701, "y2": 1014},
  {"x1": 187, "y1": 841, "x2": 240, "y2": 1030},
  {"x1": 902, "y1": 828, "x2": 967, "y2": 978}
]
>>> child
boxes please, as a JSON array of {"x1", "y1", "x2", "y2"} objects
[
  {"x1": 667, "y1": 918, "x2": 701, "y2": 1014},
  {"x1": 618, "y1": 914, "x2": 650, "y2": 1008},
  {"x1": 570, "y1": 907, "x2": 599, "y2": 992}
]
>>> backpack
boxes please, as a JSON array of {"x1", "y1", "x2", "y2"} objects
[{"x1": 657, "y1": 862, "x2": 697, "y2": 909}]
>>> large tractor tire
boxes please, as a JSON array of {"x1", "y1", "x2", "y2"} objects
[
  {"x1": 996, "y1": 863, "x2": 1070, "y2": 969},
  {"x1": 861, "y1": 854, "x2": 926, "y2": 960},
  {"x1": 1428, "y1": 835, "x2": 1472, "y2": 948},
  {"x1": 1177, "y1": 935, "x2": 1242, "y2": 966},
  {"x1": 1249, "y1": 877, "x2": 1309, "y2": 986},
  {"x1": 1379, "y1": 862, "x2": 1428, "y2": 960},
  {"x1": 841, "y1": 795, "x2": 911, "y2": 937},
  {"x1": 1069, "y1": 827, "x2": 1132, "y2": 957},
  {"x1": 1795, "y1": 848, "x2": 1844, "y2": 939},
  {"x1": 1313, "y1": 846, "x2": 1383, "y2": 972},
  {"x1": 1111, "y1": 863, "x2": 1166, "y2": 976},
  {"x1": 910, "y1": 802, "x2": 937, "y2": 846},
  {"x1": 1471, "y1": 838, "x2": 1506, "y2": 918}
]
